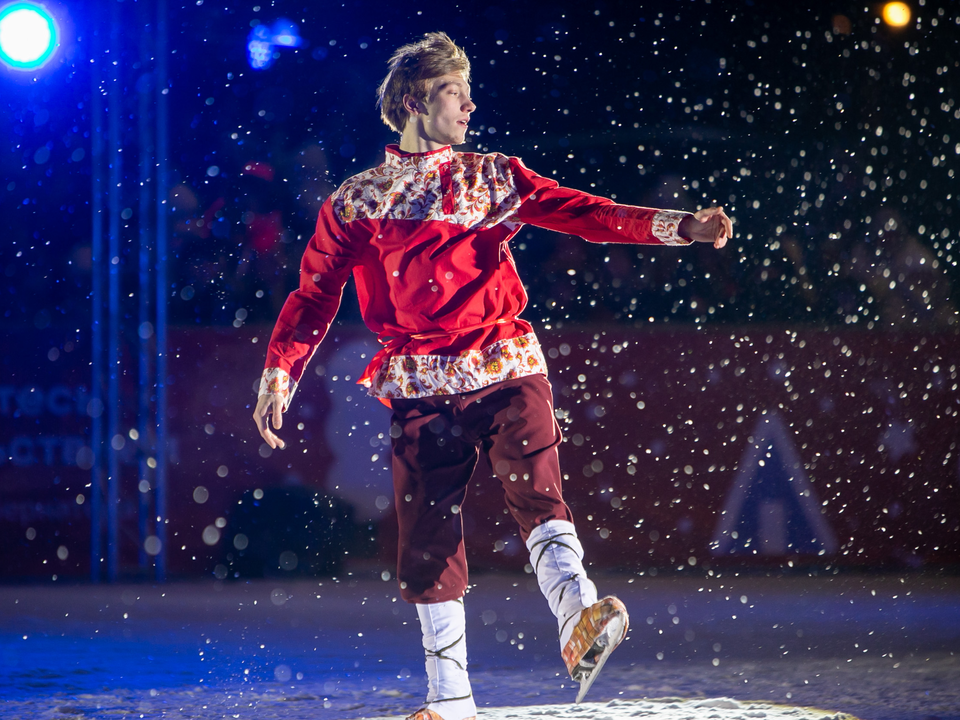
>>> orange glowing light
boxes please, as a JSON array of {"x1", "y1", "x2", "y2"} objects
[{"x1": 882, "y1": 2, "x2": 911, "y2": 27}]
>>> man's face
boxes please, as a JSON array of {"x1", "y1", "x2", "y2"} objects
[{"x1": 417, "y1": 73, "x2": 475, "y2": 147}]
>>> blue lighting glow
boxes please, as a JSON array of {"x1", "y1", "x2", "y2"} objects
[
  {"x1": 270, "y1": 18, "x2": 301, "y2": 48},
  {"x1": 0, "y1": 2, "x2": 59, "y2": 70},
  {"x1": 247, "y1": 17, "x2": 301, "y2": 70},
  {"x1": 247, "y1": 24, "x2": 273, "y2": 70}
]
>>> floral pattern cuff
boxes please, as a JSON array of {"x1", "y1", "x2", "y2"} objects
[
  {"x1": 651, "y1": 210, "x2": 693, "y2": 246},
  {"x1": 258, "y1": 367, "x2": 297, "y2": 411}
]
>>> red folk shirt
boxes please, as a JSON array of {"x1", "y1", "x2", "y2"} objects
[{"x1": 259, "y1": 144, "x2": 692, "y2": 408}]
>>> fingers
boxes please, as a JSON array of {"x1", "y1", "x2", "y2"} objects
[
  {"x1": 715, "y1": 209, "x2": 730, "y2": 248},
  {"x1": 270, "y1": 396, "x2": 286, "y2": 449},
  {"x1": 721, "y1": 212, "x2": 733, "y2": 238},
  {"x1": 253, "y1": 395, "x2": 286, "y2": 450},
  {"x1": 701, "y1": 206, "x2": 733, "y2": 249},
  {"x1": 253, "y1": 403, "x2": 268, "y2": 435},
  {"x1": 271, "y1": 395, "x2": 283, "y2": 430},
  {"x1": 696, "y1": 205, "x2": 723, "y2": 222},
  {"x1": 260, "y1": 423, "x2": 286, "y2": 450}
]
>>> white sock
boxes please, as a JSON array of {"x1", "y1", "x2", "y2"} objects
[
  {"x1": 416, "y1": 599, "x2": 476, "y2": 720},
  {"x1": 526, "y1": 520, "x2": 599, "y2": 648}
]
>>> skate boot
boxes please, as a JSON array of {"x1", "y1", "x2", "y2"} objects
[
  {"x1": 527, "y1": 520, "x2": 628, "y2": 702},
  {"x1": 410, "y1": 600, "x2": 477, "y2": 720},
  {"x1": 526, "y1": 520, "x2": 599, "y2": 642},
  {"x1": 406, "y1": 710, "x2": 474, "y2": 720},
  {"x1": 562, "y1": 596, "x2": 629, "y2": 703}
]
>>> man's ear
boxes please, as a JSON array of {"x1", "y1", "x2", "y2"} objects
[{"x1": 402, "y1": 93, "x2": 424, "y2": 117}]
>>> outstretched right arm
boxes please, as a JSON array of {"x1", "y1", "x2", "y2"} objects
[{"x1": 253, "y1": 198, "x2": 356, "y2": 447}]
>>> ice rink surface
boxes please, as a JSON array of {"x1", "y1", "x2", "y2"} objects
[{"x1": 1, "y1": 570, "x2": 958, "y2": 720}]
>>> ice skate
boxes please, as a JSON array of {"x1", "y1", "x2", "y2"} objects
[
  {"x1": 405, "y1": 710, "x2": 475, "y2": 720},
  {"x1": 561, "y1": 596, "x2": 629, "y2": 703}
]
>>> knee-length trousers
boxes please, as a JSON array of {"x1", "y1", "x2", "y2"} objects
[{"x1": 389, "y1": 373, "x2": 574, "y2": 604}]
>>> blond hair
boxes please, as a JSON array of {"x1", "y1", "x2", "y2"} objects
[{"x1": 377, "y1": 32, "x2": 472, "y2": 133}]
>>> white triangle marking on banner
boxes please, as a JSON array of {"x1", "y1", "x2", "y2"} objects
[{"x1": 711, "y1": 412, "x2": 838, "y2": 557}]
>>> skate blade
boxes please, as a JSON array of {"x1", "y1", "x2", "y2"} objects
[{"x1": 574, "y1": 613, "x2": 626, "y2": 703}]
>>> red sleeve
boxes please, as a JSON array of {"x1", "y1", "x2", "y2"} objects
[
  {"x1": 510, "y1": 157, "x2": 692, "y2": 246},
  {"x1": 259, "y1": 198, "x2": 357, "y2": 407}
]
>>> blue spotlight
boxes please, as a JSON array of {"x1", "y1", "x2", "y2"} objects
[
  {"x1": 270, "y1": 18, "x2": 302, "y2": 48},
  {"x1": 246, "y1": 24, "x2": 273, "y2": 70},
  {"x1": 247, "y1": 17, "x2": 301, "y2": 70},
  {"x1": 0, "y1": 2, "x2": 59, "y2": 70}
]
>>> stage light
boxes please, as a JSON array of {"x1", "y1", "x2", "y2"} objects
[
  {"x1": 247, "y1": 17, "x2": 301, "y2": 70},
  {"x1": 882, "y1": 2, "x2": 911, "y2": 28},
  {"x1": 247, "y1": 24, "x2": 273, "y2": 70},
  {"x1": 0, "y1": 2, "x2": 59, "y2": 70},
  {"x1": 270, "y1": 18, "x2": 302, "y2": 48}
]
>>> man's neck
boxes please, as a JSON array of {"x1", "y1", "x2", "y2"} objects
[{"x1": 398, "y1": 125, "x2": 449, "y2": 154}]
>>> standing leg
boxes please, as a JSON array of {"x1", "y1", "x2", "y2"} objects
[
  {"x1": 408, "y1": 599, "x2": 476, "y2": 720},
  {"x1": 390, "y1": 396, "x2": 479, "y2": 720},
  {"x1": 391, "y1": 397, "x2": 478, "y2": 603}
]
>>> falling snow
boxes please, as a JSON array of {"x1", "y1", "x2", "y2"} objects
[{"x1": 0, "y1": 2, "x2": 958, "y2": 718}]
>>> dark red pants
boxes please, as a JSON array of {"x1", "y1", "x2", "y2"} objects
[{"x1": 390, "y1": 374, "x2": 573, "y2": 603}]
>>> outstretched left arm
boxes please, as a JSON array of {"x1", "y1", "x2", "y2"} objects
[
  {"x1": 678, "y1": 206, "x2": 733, "y2": 249},
  {"x1": 510, "y1": 157, "x2": 732, "y2": 249}
]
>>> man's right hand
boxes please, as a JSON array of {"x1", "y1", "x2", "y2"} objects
[{"x1": 253, "y1": 394, "x2": 287, "y2": 450}]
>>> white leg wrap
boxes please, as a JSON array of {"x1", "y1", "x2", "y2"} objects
[
  {"x1": 526, "y1": 520, "x2": 599, "y2": 649},
  {"x1": 416, "y1": 599, "x2": 476, "y2": 720}
]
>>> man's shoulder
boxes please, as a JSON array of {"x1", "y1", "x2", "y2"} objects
[
  {"x1": 335, "y1": 163, "x2": 390, "y2": 192},
  {"x1": 454, "y1": 149, "x2": 526, "y2": 179},
  {"x1": 455, "y1": 148, "x2": 512, "y2": 166},
  {"x1": 327, "y1": 164, "x2": 396, "y2": 214}
]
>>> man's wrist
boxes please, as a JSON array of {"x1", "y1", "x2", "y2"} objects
[
  {"x1": 259, "y1": 367, "x2": 296, "y2": 410},
  {"x1": 652, "y1": 210, "x2": 693, "y2": 246}
]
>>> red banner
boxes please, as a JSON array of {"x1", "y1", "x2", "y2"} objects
[{"x1": 1, "y1": 326, "x2": 957, "y2": 579}]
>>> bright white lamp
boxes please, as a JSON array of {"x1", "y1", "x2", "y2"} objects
[{"x1": 0, "y1": 2, "x2": 59, "y2": 70}]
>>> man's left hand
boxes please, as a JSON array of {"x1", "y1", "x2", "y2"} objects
[{"x1": 679, "y1": 206, "x2": 733, "y2": 249}]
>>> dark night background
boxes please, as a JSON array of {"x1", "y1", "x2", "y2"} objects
[
  {"x1": 0, "y1": 0, "x2": 958, "y2": 582},
  {"x1": 0, "y1": 5, "x2": 959, "y2": 719},
  {"x1": 4, "y1": 0, "x2": 957, "y2": 332}
]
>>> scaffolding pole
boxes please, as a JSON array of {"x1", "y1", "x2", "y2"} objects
[
  {"x1": 106, "y1": 0, "x2": 123, "y2": 583},
  {"x1": 155, "y1": 0, "x2": 170, "y2": 583},
  {"x1": 89, "y1": 20, "x2": 105, "y2": 584},
  {"x1": 137, "y1": 0, "x2": 155, "y2": 572}
]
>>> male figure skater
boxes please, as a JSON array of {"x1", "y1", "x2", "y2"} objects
[{"x1": 253, "y1": 32, "x2": 731, "y2": 720}]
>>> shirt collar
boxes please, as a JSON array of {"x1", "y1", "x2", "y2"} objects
[{"x1": 384, "y1": 143, "x2": 455, "y2": 171}]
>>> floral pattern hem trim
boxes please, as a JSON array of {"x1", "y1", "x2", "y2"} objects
[{"x1": 364, "y1": 333, "x2": 548, "y2": 399}]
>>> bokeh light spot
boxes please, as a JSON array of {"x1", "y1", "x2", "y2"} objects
[
  {"x1": 831, "y1": 14, "x2": 852, "y2": 35},
  {"x1": 882, "y1": 2, "x2": 911, "y2": 28}
]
